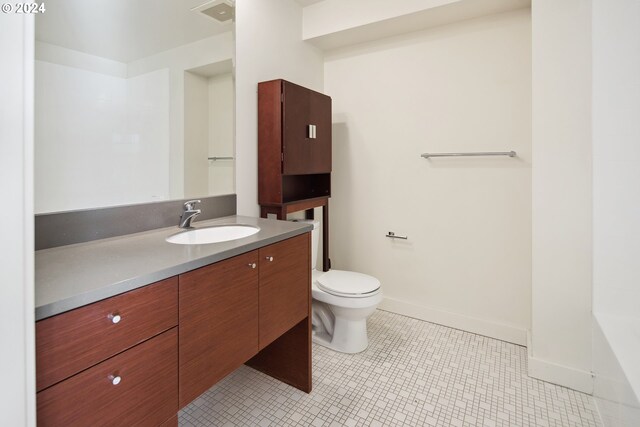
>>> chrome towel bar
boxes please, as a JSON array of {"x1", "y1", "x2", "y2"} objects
[
  {"x1": 208, "y1": 156, "x2": 234, "y2": 161},
  {"x1": 421, "y1": 151, "x2": 516, "y2": 159}
]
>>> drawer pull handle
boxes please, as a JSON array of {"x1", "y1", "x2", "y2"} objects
[
  {"x1": 248, "y1": 263, "x2": 257, "y2": 269},
  {"x1": 108, "y1": 313, "x2": 121, "y2": 324},
  {"x1": 109, "y1": 375, "x2": 121, "y2": 386},
  {"x1": 265, "y1": 256, "x2": 274, "y2": 262}
]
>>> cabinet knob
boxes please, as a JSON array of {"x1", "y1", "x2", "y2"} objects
[
  {"x1": 108, "y1": 375, "x2": 121, "y2": 385},
  {"x1": 265, "y1": 256, "x2": 274, "y2": 262},
  {"x1": 248, "y1": 263, "x2": 257, "y2": 269},
  {"x1": 108, "y1": 313, "x2": 121, "y2": 324}
]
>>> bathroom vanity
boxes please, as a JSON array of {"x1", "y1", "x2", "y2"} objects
[{"x1": 35, "y1": 217, "x2": 312, "y2": 427}]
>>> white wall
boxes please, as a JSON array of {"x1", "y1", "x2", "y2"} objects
[
  {"x1": 324, "y1": 9, "x2": 531, "y2": 345},
  {"x1": 184, "y1": 71, "x2": 211, "y2": 198},
  {"x1": 594, "y1": 318, "x2": 640, "y2": 426},
  {"x1": 592, "y1": 0, "x2": 640, "y2": 320},
  {"x1": 530, "y1": 0, "x2": 593, "y2": 393},
  {"x1": 592, "y1": 0, "x2": 640, "y2": 423},
  {"x1": 34, "y1": 33, "x2": 233, "y2": 212},
  {"x1": 182, "y1": 70, "x2": 235, "y2": 197},
  {"x1": 208, "y1": 73, "x2": 235, "y2": 195},
  {"x1": 0, "y1": 13, "x2": 35, "y2": 427},
  {"x1": 36, "y1": 41, "x2": 126, "y2": 78},
  {"x1": 127, "y1": 32, "x2": 234, "y2": 199},
  {"x1": 235, "y1": 0, "x2": 324, "y2": 217},
  {"x1": 34, "y1": 56, "x2": 170, "y2": 212}
]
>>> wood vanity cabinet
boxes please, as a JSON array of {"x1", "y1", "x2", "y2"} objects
[
  {"x1": 246, "y1": 233, "x2": 312, "y2": 393},
  {"x1": 36, "y1": 233, "x2": 310, "y2": 426},
  {"x1": 258, "y1": 233, "x2": 310, "y2": 349},
  {"x1": 178, "y1": 250, "x2": 260, "y2": 408},
  {"x1": 36, "y1": 278, "x2": 178, "y2": 427},
  {"x1": 179, "y1": 233, "x2": 311, "y2": 407},
  {"x1": 38, "y1": 329, "x2": 178, "y2": 427}
]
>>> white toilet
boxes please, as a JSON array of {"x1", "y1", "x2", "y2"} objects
[{"x1": 300, "y1": 220, "x2": 382, "y2": 354}]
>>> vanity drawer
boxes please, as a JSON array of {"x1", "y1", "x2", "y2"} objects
[
  {"x1": 259, "y1": 233, "x2": 310, "y2": 348},
  {"x1": 37, "y1": 327, "x2": 178, "y2": 427},
  {"x1": 36, "y1": 277, "x2": 178, "y2": 391}
]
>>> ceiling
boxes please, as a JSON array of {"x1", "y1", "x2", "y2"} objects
[
  {"x1": 35, "y1": 0, "x2": 232, "y2": 63},
  {"x1": 304, "y1": 0, "x2": 531, "y2": 51}
]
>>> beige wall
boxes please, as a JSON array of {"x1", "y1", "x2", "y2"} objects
[
  {"x1": 324, "y1": 9, "x2": 532, "y2": 345},
  {"x1": 530, "y1": 0, "x2": 593, "y2": 393},
  {"x1": 235, "y1": 0, "x2": 324, "y2": 217}
]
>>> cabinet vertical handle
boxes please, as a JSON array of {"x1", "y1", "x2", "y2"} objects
[
  {"x1": 108, "y1": 313, "x2": 121, "y2": 324},
  {"x1": 248, "y1": 263, "x2": 257, "y2": 269},
  {"x1": 307, "y1": 124, "x2": 316, "y2": 139},
  {"x1": 265, "y1": 256, "x2": 274, "y2": 262},
  {"x1": 108, "y1": 374, "x2": 121, "y2": 385}
]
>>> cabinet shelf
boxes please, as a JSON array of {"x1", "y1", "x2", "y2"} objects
[
  {"x1": 260, "y1": 196, "x2": 328, "y2": 216},
  {"x1": 282, "y1": 174, "x2": 330, "y2": 203}
]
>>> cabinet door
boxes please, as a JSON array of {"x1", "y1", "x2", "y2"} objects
[
  {"x1": 179, "y1": 251, "x2": 259, "y2": 408},
  {"x1": 259, "y1": 234, "x2": 310, "y2": 349},
  {"x1": 282, "y1": 81, "x2": 332, "y2": 175}
]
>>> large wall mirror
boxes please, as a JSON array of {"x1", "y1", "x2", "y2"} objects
[{"x1": 35, "y1": 0, "x2": 235, "y2": 214}]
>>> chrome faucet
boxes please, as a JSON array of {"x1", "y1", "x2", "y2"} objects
[{"x1": 179, "y1": 199, "x2": 201, "y2": 228}]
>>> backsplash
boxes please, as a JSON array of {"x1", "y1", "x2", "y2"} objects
[{"x1": 35, "y1": 194, "x2": 236, "y2": 250}]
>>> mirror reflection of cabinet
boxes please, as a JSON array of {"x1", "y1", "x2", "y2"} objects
[{"x1": 258, "y1": 79, "x2": 331, "y2": 271}]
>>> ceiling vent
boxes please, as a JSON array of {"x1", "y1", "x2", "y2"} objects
[{"x1": 192, "y1": 0, "x2": 234, "y2": 24}]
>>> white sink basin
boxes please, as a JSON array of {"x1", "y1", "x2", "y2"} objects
[{"x1": 166, "y1": 224, "x2": 260, "y2": 245}]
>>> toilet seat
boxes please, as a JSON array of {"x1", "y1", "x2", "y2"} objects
[{"x1": 316, "y1": 270, "x2": 380, "y2": 298}]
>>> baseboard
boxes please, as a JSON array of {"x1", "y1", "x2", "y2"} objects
[
  {"x1": 379, "y1": 297, "x2": 596, "y2": 394},
  {"x1": 379, "y1": 296, "x2": 527, "y2": 346},
  {"x1": 526, "y1": 330, "x2": 594, "y2": 394}
]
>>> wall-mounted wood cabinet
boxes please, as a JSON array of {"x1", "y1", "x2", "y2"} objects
[
  {"x1": 259, "y1": 79, "x2": 332, "y2": 206},
  {"x1": 280, "y1": 80, "x2": 332, "y2": 175},
  {"x1": 259, "y1": 79, "x2": 332, "y2": 271}
]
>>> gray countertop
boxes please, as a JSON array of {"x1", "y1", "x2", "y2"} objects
[{"x1": 35, "y1": 215, "x2": 312, "y2": 321}]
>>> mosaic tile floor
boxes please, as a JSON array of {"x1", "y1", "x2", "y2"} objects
[{"x1": 179, "y1": 310, "x2": 601, "y2": 427}]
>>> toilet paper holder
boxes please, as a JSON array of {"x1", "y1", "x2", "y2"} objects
[{"x1": 386, "y1": 231, "x2": 408, "y2": 240}]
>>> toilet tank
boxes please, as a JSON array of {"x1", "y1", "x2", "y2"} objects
[{"x1": 292, "y1": 220, "x2": 319, "y2": 270}]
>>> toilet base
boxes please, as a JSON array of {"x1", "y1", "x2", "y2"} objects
[{"x1": 312, "y1": 310, "x2": 371, "y2": 354}]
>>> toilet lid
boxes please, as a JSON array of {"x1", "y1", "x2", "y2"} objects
[{"x1": 317, "y1": 270, "x2": 380, "y2": 297}]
